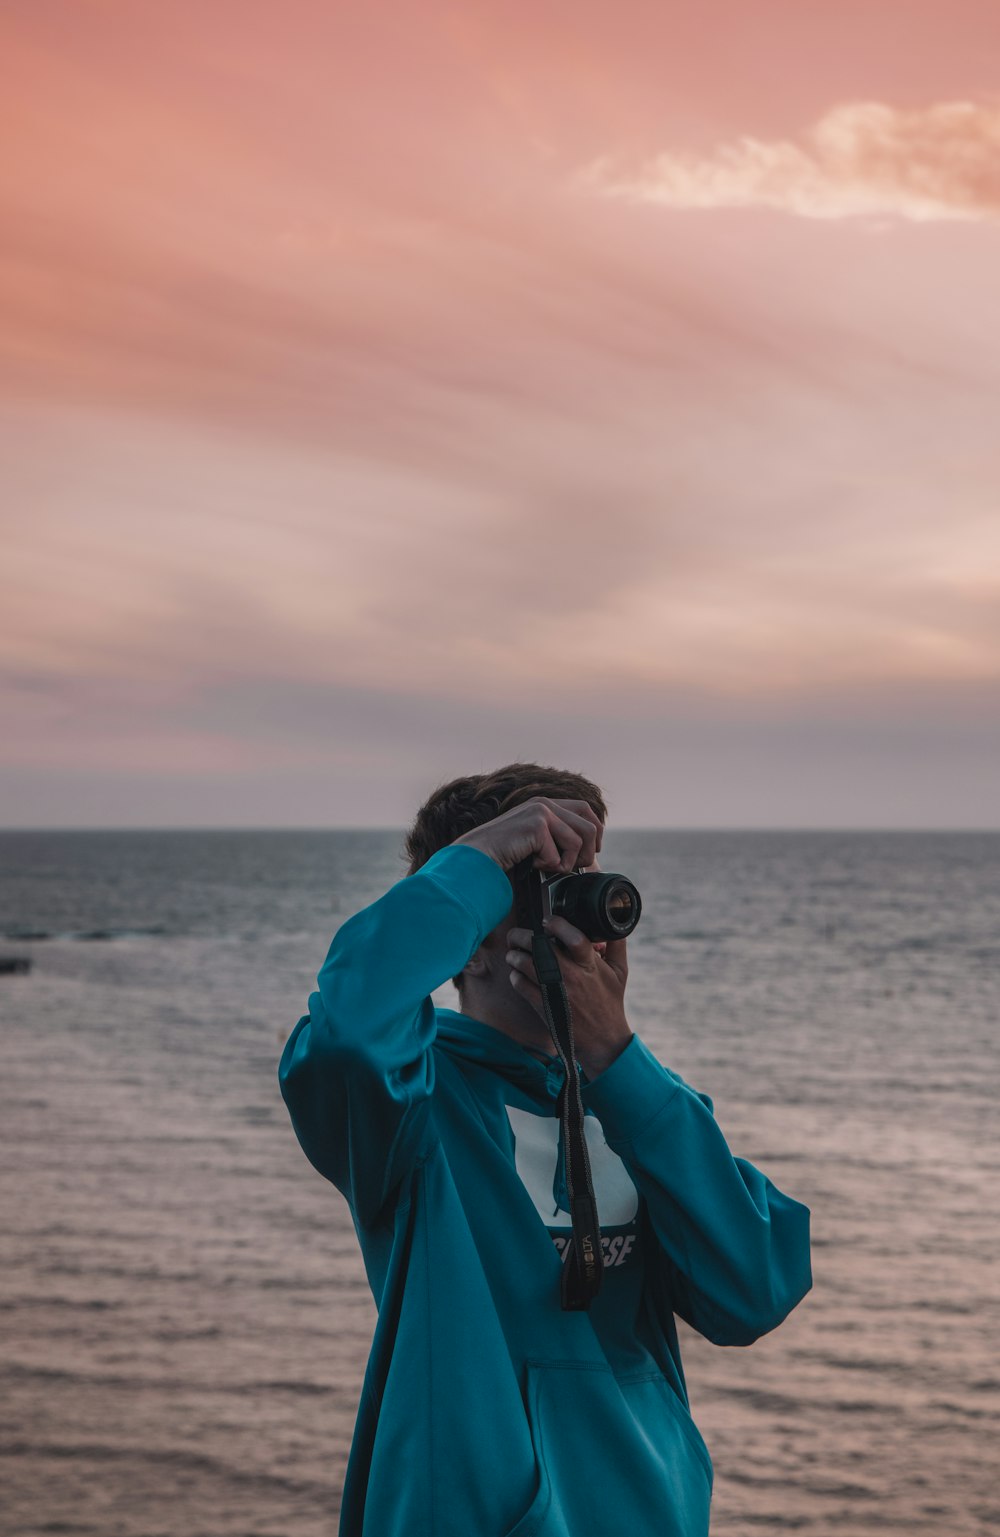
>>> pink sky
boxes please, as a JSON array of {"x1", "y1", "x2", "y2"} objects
[{"x1": 2, "y1": 1, "x2": 999, "y2": 826}]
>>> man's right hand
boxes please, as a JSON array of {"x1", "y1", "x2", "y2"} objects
[{"x1": 453, "y1": 797, "x2": 603, "y2": 877}]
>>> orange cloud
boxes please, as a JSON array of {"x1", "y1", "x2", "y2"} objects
[{"x1": 576, "y1": 101, "x2": 1000, "y2": 222}]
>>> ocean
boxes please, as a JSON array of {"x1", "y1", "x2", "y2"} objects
[{"x1": 1, "y1": 829, "x2": 997, "y2": 1537}]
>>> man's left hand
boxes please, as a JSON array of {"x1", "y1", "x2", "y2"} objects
[{"x1": 504, "y1": 916, "x2": 632, "y2": 1079}]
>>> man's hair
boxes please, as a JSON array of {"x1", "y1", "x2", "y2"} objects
[{"x1": 402, "y1": 761, "x2": 608, "y2": 994}]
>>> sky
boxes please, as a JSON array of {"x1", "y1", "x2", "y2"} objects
[{"x1": 2, "y1": 0, "x2": 999, "y2": 828}]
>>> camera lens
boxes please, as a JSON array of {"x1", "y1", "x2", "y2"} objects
[
  {"x1": 548, "y1": 872, "x2": 642, "y2": 940},
  {"x1": 604, "y1": 883, "x2": 638, "y2": 933}
]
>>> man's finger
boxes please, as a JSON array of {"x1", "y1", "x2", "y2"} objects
[
  {"x1": 508, "y1": 967, "x2": 542, "y2": 1008},
  {"x1": 549, "y1": 799, "x2": 604, "y2": 857},
  {"x1": 542, "y1": 915, "x2": 593, "y2": 963},
  {"x1": 505, "y1": 946, "x2": 537, "y2": 983},
  {"x1": 601, "y1": 935, "x2": 629, "y2": 981}
]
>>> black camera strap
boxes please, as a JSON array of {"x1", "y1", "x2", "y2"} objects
[{"x1": 512, "y1": 858, "x2": 604, "y2": 1310}]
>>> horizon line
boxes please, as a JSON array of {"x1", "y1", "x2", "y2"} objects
[{"x1": 2, "y1": 824, "x2": 999, "y2": 836}]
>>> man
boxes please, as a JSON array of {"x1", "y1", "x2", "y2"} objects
[{"x1": 278, "y1": 763, "x2": 812, "y2": 1536}]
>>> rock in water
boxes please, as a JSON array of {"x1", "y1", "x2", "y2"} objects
[{"x1": 0, "y1": 956, "x2": 32, "y2": 975}]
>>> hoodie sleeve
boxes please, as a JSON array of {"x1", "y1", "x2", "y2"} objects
[
  {"x1": 278, "y1": 843, "x2": 514, "y2": 1226},
  {"x1": 581, "y1": 1033, "x2": 812, "y2": 1345}
]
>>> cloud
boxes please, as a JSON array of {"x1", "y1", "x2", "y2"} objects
[{"x1": 575, "y1": 101, "x2": 1000, "y2": 223}]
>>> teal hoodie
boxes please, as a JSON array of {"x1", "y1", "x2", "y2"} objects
[{"x1": 278, "y1": 843, "x2": 812, "y2": 1536}]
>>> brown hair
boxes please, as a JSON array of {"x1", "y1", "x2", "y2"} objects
[{"x1": 401, "y1": 761, "x2": 608, "y2": 993}]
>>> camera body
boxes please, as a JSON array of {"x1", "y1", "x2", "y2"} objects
[{"x1": 538, "y1": 867, "x2": 642, "y2": 942}]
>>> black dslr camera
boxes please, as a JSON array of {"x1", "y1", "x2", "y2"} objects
[{"x1": 515, "y1": 862, "x2": 642, "y2": 942}]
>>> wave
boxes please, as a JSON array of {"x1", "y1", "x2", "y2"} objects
[
  {"x1": 3, "y1": 1362, "x2": 347, "y2": 1402},
  {"x1": 1, "y1": 926, "x2": 170, "y2": 942},
  {"x1": 0, "y1": 1437, "x2": 331, "y2": 1501}
]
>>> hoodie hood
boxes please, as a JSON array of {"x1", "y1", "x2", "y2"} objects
[{"x1": 434, "y1": 1006, "x2": 575, "y2": 1108}]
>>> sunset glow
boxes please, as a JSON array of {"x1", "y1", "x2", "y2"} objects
[{"x1": 2, "y1": 2, "x2": 999, "y2": 825}]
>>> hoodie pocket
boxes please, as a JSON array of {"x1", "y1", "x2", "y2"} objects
[{"x1": 503, "y1": 1360, "x2": 712, "y2": 1537}]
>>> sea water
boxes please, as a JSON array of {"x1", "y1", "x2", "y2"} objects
[{"x1": 1, "y1": 829, "x2": 998, "y2": 1537}]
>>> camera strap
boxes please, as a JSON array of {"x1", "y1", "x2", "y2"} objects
[{"x1": 513, "y1": 858, "x2": 604, "y2": 1310}]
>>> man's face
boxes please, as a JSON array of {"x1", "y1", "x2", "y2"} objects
[{"x1": 456, "y1": 851, "x2": 613, "y2": 1037}]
